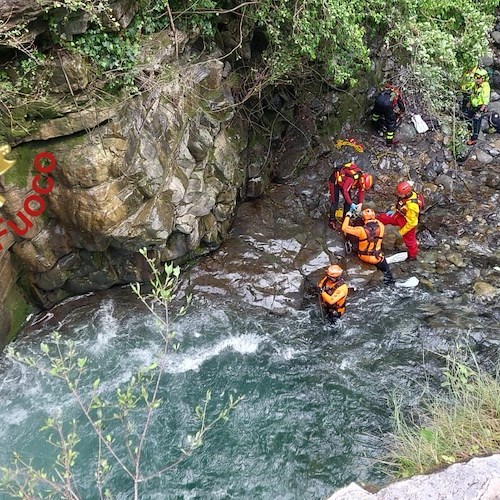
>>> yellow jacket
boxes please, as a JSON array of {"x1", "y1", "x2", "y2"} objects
[
  {"x1": 470, "y1": 81, "x2": 490, "y2": 109},
  {"x1": 396, "y1": 191, "x2": 419, "y2": 236}
]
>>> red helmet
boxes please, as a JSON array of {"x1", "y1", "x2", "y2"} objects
[
  {"x1": 396, "y1": 181, "x2": 412, "y2": 197},
  {"x1": 362, "y1": 208, "x2": 376, "y2": 221},
  {"x1": 327, "y1": 264, "x2": 343, "y2": 278},
  {"x1": 360, "y1": 173, "x2": 373, "y2": 190}
]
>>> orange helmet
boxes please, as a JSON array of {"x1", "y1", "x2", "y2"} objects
[
  {"x1": 362, "y1": 208, "x2": 376, "y2": 221},
  {"x1": 396, "y1": 181, "x2": 412, "y2": 197},
  {"x1": 360, "y1": 173, "x2": 373, "y2": 190},
  {"x1": 327, "y1": 264, "x2": 343, "y2": 278}
]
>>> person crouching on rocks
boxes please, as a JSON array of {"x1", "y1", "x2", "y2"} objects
[
  {"x1": 328, "y1": 162, "x2": 374, "y2": 229},
  {"x1": 342, "y1": 208, "x2": 394, "y2": 285},
  {"x1": 318, "y1": 264, "x2": 348, "y2": 322}
]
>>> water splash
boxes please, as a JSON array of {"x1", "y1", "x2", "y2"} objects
[
  {"x1": 165, "y1": 333, "x2": 263, "y2": 373},
  {"x1": 89, "y1": 300, "x2": 118, "y2": 353}
]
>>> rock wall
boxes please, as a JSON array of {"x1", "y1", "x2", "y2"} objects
[
  {"x1": 1, "y1": 0, "x2": 287, "y2": 338},
  {"x1": 0, "y1": 50, "x2": 254, "y2": 313}
]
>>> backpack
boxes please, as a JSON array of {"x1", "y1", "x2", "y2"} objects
[
  {"x1": 335, "y1": 163, "x2": 362, "y2": 186},
  {"x1": 382, "y1": 83, "x2": 403, "y2": 108},
  {"x1": 411, "y1": 193, "x2": 425, "y2": 210}
]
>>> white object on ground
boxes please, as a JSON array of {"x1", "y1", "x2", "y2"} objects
[
  {"x1": 386, "y1": 252, "x2": 408, "y2": 264},
  {"x1": 395, "y1": 276, "x2": 419, "y2": 288},
  {"x1": 411, "y1": 114, "x2": 429, "y2": 133}
]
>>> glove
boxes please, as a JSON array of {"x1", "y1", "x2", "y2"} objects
[
  {"x1": 345, "y1": 211, "x2": 352, "y2": 218},
  {"x1": 356, "y1": 203, "x2": 362, "y2": 211},
  {"x1": 386, "y1": 210, "x2": 395, "y2": 216},
  {"x1": 349, "y1": 203, "x2": 357, "y2": 212}
]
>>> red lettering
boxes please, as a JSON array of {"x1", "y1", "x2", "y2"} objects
[
  {"x1": 0, "y1": 222, "x2": 7, "y2": 238},
  {"x1": 8, "y1": 211, "x2": 33, "y2": 236},
  {"x1": 0, "y1": 222, "x2": 6, "y2": 251},
  {"x1": 23, "y1": 194, "x2": 45, "y2": 217},
  {"x1": 34, "y1": 151, "x2": 56, "y2": 173},
  {"x1": 32, "y1": 174, "x2": 54, "y2": 195}
]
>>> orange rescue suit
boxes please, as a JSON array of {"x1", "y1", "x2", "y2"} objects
[
  {"x1": 317, "y1": 276, "x2": 348, "y2": 316},
  {"x1": 342, "y1": 217, "x2": 385, "y2": 264}
]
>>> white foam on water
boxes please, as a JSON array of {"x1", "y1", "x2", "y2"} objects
[
  {"x1": 89, "y1": 300, "x2": 119, "y2": 353},
  {"x1": 28, "y1": 311, "x2": 54, "y2": 326},
  {"x1": 273, "y1": 346, "x2": 302, "y2": 360},
  {"x1": 2, "y1": 407, "x2": 29, "y2": 426},
  {"x1": 165, "y1": 333, "x2": 263, "y2": 373},
  {"x1": 339, "y1": 358, "x2": 353, "y2": 370}
]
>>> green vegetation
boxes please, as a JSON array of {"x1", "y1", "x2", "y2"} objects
[
  {"x1": 4, "y1": 284, "x2": 33, "y2": 343},
  {"x1": 0, "y1": 0, "x2": 497, "y2": 120},
  {"x1": 387, "y1": 353, "x2": 500, "y2": 478},
  {"x1": 1, "y1": 248, "x2": 243, "y2": 499}
]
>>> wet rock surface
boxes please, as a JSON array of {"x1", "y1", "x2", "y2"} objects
[
  {"x1": 328, "y1": 454, "x2": 500, "y2": 500},
  {"x1": 188, "y1": 112, "x2": 499, "y2": 345}
]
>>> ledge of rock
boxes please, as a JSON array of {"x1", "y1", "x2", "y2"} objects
[{"x1": 327, "y1": 454, "x2": 500, "y2": 499}]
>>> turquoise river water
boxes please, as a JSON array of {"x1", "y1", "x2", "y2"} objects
[{"x1": 0, "y1": 282, "x2": 493, "y2": 499}]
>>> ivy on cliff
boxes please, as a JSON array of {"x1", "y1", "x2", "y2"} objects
[{"x1": 0, "y1": 0, "x2": 497, "y2": 117}]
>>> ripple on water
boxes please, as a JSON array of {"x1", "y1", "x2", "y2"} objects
[{"x1": 0, "y1": 284, "x2": 496, "y2": 498}]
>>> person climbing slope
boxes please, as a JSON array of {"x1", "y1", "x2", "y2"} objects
[
  {"x1": 465, "y1": 68, "x2": 490, "y2": 145},
  {"x1": 328, "y1": 162, "x2": 373, "y2": 229},
  {"x1": 342, "y1": 208, "x2": 394, "y2": 285},
  {"x1": 370, "y1": 83, "x2": 405, "y2": 146},
  {"x1": 460, "y1": 66, "x2": 478, "y2": 113},
  {"x1": 317, "y1": 264, "x2": 348, "y2": 322},
  {"x1": 376, "y1": 181, "x2": 420, "y2": 261}
]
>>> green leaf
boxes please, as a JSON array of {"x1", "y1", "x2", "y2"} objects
[{"x1": 420, "y1": 428, "x2": 435, "y2": 443}]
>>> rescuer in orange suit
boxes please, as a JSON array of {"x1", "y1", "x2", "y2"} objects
[
  {"x1": 342, "y1": 208, "x2": 394, "y2": 285},
  {"x1": 317, "y1": 264, "x2": 348, "y2": 321}
]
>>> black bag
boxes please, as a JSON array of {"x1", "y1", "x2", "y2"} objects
[{"x1": 489, "y1": 112, "x2": 500, "y2": 133}]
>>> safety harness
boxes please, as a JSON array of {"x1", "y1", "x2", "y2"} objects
[
  {"x1": 396, "y1": 193, "x2": 424, "y2": 215},
  {"x1": 333, "y1": 163, "x2": 362, "y2": 186},
  {"x1": 320, "y1": 277, "x2": 347, "y2": 315},
  {"x1": 358, "y1": 220, "x2": 382, "y2": 257}
]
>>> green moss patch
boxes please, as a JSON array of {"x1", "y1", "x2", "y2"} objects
[{"x1": 4, "y1": 284, "x2": 33, "y2": 342}]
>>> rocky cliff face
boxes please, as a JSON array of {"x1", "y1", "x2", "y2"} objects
[
  {"x1": 0, "y1": 51, "x2": 253, "y2": 312},
  {"x1": 0, "y1": 1, "x2": 279, "y2": 339}
]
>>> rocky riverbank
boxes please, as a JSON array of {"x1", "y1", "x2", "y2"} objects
[{"x1": 328, "y1": 454, "x2": 500, "y2": 499}]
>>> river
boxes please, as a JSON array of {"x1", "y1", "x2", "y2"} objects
[
  {"x1": 1, "y1": 143, "x2": 498, "y2": 499},
  {"x1": 2, "y1": 276, "x2": 489, "y2": 499}
]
